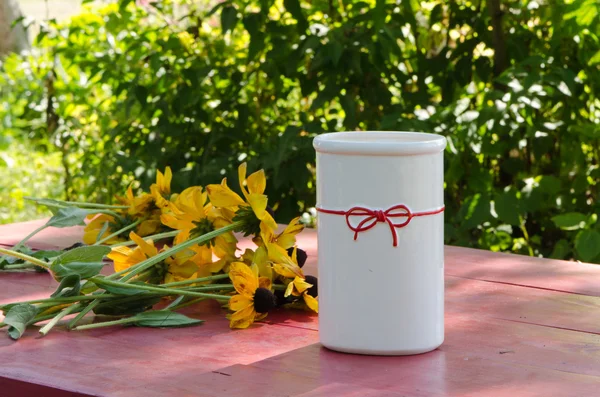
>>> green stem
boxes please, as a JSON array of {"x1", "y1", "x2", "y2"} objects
[
  {"x1": 28, "y1": 313, "x2": 66, "y2": 325},
  {"x1": 169, "y1": 297, "x2": 208, "y2": 311},
  {"x1": 94, "y1": 219, "x2": 142, "y2": 246},
  {"x1": 12, "y1": 224, "x2": 48, "y2": 251},
  {"x1": 74, "y1": 317, "x2": 139, "y2": 331},
  {"x1": 110, "y1": 230, "x2": 179, "y2": 248},
  {"x1": 25, "y1": 197, "x2": 130, "y2": 209},
  {"x1": 1, "y1": 293, "x2": 120, "y2": 308},
  {"x1": 39, "y1": 303, "x2": 81, "y2": 336},
  {"x1": 67, "y1": 299, "x2": 100, "y2": 329},
  {"x1": 91, "y1": 278, "x2": 232, "y2": 300},
  {"x1": 0, "y1": 322, "x2": 6, "y2": 328},
  {"x1": 0, "y1": 247, "x2": 50, "y2": 270},
  {"x1": 161, "y1": 273, "x2": 230, "y2": 288},
  {"x1": 119, "y1": 221, "x2": 242, "y2": 282},
  {"x1": 273, "y1": 284, "x2": 287, "y2": 291},
  {"x1": 187, "y1": 285, "x2": 235, "y2": 292},
  {"x1": 2, "y1": 263, "x2": 36, "y2": 270}
]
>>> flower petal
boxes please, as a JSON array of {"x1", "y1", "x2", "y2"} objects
[
  {"x1": 253, "y1": 245, "x2": 272, "y2": 280},
  {"x1": 258, "y1": 277, "x2": 272, "y2": 290},
  {"x1": 229, "y1": 305, "x2": 256, "y2": 329},
  {"x1": 206, "y1": 180, "x2": 245, "y2": 208},
  {"x1": 129, "y1": 232, "x2": 158, "y2": 258},
  {"x1": 267, "y1": 242, "x2": 304, "y2": 278},
  {"x1": 292, "y1": 276, "x2": 313, "y2": 294},
  {"x1": 229, "y1": 294, "x2": 253, "y2": 311},
  {"x1": 229, "y1": 262, "x2": 258, "y2": 295},
  {"x1": 169, "y1": 260, "x2": 198, "y2": 280},
  {"x1": 162, "y1": 166, "x2": 172, "y2": 193},
  {"x1": 303, "y1": 293, "x2": 319, "y2": 313},
  {"x1": 238, "y1": 162, "x2": 249, "y2": 199},
  {"x1": 284, "y1": 280, "x2": 294, "y2": 298},
  {"x1": 246, "y1": 169, "x2": 266, "y2": 195},
  {"x1": 137, "y1": 219, "x2": 162, "y2": 236}
]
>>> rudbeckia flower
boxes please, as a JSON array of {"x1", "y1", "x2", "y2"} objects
[
  {"x1": 161, "y1": 186, "x2": 237, "y2": 271},
  {"x1": 107, "y1": 232, "x2": 158, "y2": 273},
  {"x1": 206, "y1": 163, "x2": 278, "y2": 235},
  {"x1": 115, "y1": 185, "x2": 163, "y2": 237},
  {"x1": 228, "y1": 262, "x2": 276, "y2": 329},
  {"x1": 264, "y1": 238, "x2": 304, "y2": 278},
  {"x1": 107, "y1": 232, "x2": 201, "y2": 284},
  {"x1": 255, "y1": 217, "x2": 304, "y2": 250},
  {"x1": 162, "y1": 244, "x2": 201, "y2": 284},
  {"x1": 117, "y1": 185, "x2": 154, "y2": 217},
  {"x1": 150, "y1": 166, "x2": 173, "y2": 209},
  {"x1": 284, "y1": 276, "x2": 319, "y2": 313},
  {"x1": 83, "y1": 214, "x2": 125, "y2": 245}
]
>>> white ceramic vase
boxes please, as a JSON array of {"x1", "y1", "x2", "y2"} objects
[{"x1": 313, "y1": 131, "x2": 447, "y2": 355}]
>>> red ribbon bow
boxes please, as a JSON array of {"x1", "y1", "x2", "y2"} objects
[{"x1": 317, "y1": 204, "x2": 444, "y2": 247}]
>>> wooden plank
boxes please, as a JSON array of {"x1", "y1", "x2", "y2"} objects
[
  {"x1": 248, "y1": 314, "x2": 600, "y2": 397},
  {"x1": 0, "y1": 219, "x2": 83, "y2": 250},
  {"x1": 0, "y1": 377, "x2": 92, "y2": 397},
  {"x1": 445, "y1": 245, "x2": 600, "y2": 297}
]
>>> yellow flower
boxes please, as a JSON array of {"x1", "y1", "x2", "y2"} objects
[
  {"x1": 206, "y1": 163, "x2": 278, "y2": 232},
  {"x1": 150, "y1": 166, "x2": 173, "y2": 209},
  {"x1": 162, "y1": 245, "x2": 201, "y2": 284},
  {"x1": 115, "y1": 185, "x2": 163, "y2": 237},
  {"x1": 107, "y1": 232, "x2": 201, "y2": 284},
  {"x1": 161, "y1": 186, "x2": 237, "y2": 271},
  {"x1": 260, "y1": 224, "x2": 303, "y2": 279},
  {"x1": 83, "y1": 214, "x2": 125, "y2": 245},
  {"x1": 107, "y1": 232, "x2": 158, "y2": 273},
  {"x1": 255, "y1": 216, "x2": 304, "y2": 250},
  {"x1": 117, "y1": 185, "x2": 154, "y2": 217},
  {"x1": 228, "y1": 262, "x2": 276, "y2": 329},
  {"x1": 284, "y1": 276, "x2": 319, "y2": 313}
]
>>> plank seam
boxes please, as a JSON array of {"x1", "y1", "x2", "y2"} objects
[{"x1": 447, "y1": 274, "x2": 600, "y2": 298}]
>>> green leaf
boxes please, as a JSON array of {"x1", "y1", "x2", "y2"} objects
[
  {"x1": 550, "y1": 239, "x2": 571, "y2": 260},
  {"x1": 458, "y1": 194, "x2": 492, "y2": 230},
  {"x1": 55, "y1": 245, "x2": 111, "y2": 264},
  {"x1": 96, "y1": 221, "x2": 110, "y2": 244},
  {"x1": 494, "y1": 190, "x2": 521, "y2": 226},
  {"x1": 94, "y1": 296, "x2": 161, "y2": 316},
  {"x1": 51, "y1": 261, "x2": 105, "y2": 281},
  {"x1": 283, "y1": 0, "x2": 308, "y2": 32},
  {"x1": 340, "y1": 94, "x2": 357, "y2": 129},
  {"x1": 329, "y1": 41, "x2": 343, "y2": 66},
  {"x1": 220, "y1": 6, "x2": 238, "y2": 34},
  {"x1": 31, "y1": 250, "x2": 62, "y2": 261},
  {"x1": 46, "y1": 207, "x2": 94, "y2": 228},
  {"x1": 51, "y1": 246, "x2": 110, "y2": 280},
  {"x1": 589, "y1": 49, "x2": 600, "y2": 66},
  {"x1": 575, "y1": 230, "x2": 600, "y2": 262},
  {"x1": 51, "y1": 274, "x2": 82, "y2": 298},
  {"x1": 132, "y1": 310, "x2": 204, "y2": 328},
  {"x1": 551, "y1": 212, "x2": 588, "y2": 230},
  {"x1": 3, "y1": 304, "x2": 39, "y2": 340},
  {"x1": 92, "y1": 278, "x2": 147, "y2": 295}
]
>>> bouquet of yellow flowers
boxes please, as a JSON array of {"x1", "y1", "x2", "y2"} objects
[{"x1": 0, "y1": 164, "x2": 317, "y2": 339}]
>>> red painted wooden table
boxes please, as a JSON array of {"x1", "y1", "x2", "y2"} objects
[{"x1": 1, "y1": 219, "x2": 600, "y2": 397}]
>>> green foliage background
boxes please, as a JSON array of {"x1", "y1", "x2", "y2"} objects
[{"x1": 1, "y1": 0, "x2": 599, "y2": 262}]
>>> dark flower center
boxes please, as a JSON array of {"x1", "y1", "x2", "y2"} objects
[
  {"x1": 253, "y1": 287, "x2": 277, "y2": 313},
  {"x1": 287, "y1": 247, "x2": 307, "y2": 268},
  {"x1": 304, "y1": 275, "x2": 318, "y2": 297}
]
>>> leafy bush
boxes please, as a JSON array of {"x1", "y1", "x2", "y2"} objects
[{"x1": 1, "y1": 0, "x2": 599, "y2": 262}]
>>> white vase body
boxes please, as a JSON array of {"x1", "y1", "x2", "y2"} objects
[{"x1": 314, "y1": 131, "x2": 446, "y2": 355}]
